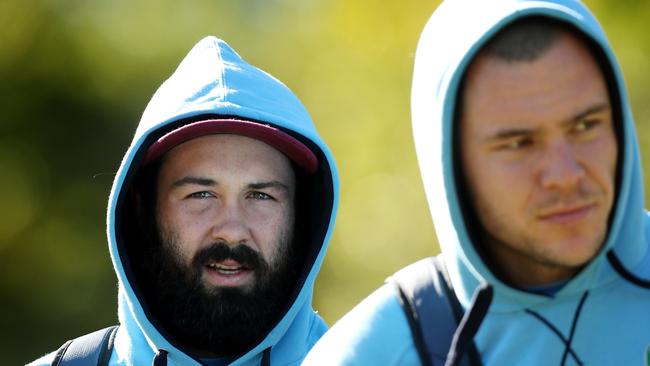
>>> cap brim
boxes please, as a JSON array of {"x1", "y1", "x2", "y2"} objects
[{"x1": 143, "y1": 119, "x2": 318, "y2": 173}]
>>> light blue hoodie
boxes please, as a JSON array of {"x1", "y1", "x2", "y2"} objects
[
  {"x1": 303, "y1": 0, "x2": 650, "y2": 365},
  {"x1": 29, "y1": 36, "x2": 339, "y2": 366}
]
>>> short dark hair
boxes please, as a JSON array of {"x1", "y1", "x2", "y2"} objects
[{"x1": 482, "y1": 16, "x2": 564, "y2": 62}]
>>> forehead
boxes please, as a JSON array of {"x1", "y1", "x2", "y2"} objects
[
  {"x1": 460, "y1": 31, "x2": 609, "y2": 132},
  {"x1": 158, "y1": 134, "x2": 295, "y2": 184}
]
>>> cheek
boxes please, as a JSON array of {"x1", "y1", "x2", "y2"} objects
[
  {"x1": 463, "y1": 158, "x2": 537, "y2": 237},
  {"x1": 248, "y1": 201, "x2": 292, "y2": 225},
  {"x1": 158, "y1": 201, "x2": 213, "y2": 254},
  {"x1": 466, "y1": 157, "x2": 531, "y2": 204},
  {"x1": 577, "y1": 135, "x2": 618, "y2": 191},
  {"x1": 248, "y1": 205, "x2": 293, "y2": 257},
  {"x1": 166, "y1": 198, "x2": 216, "y2": 224}
]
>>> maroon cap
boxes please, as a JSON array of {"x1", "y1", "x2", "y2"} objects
[{"x1": 143, "y1": 119, "x2": 318, "y2": 173}]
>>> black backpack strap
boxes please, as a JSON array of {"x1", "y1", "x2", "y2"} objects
[
  {"x1": 388, "y1": 256, "x2": 481, "y2": 366},
  {"x1": 51, "y1": 325, "x2": 119, "y2": 366}
]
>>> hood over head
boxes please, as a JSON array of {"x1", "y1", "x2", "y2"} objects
[
  {"x1": 106, "y1": 36, "x2": 338, "y2": 364},
  {"x1": 411, "y1": 0, "x2": 647, "y2": 311}
]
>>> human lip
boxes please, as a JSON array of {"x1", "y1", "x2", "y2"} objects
[
  {"x1": 538, "y1": 203, "x2": 597, "y2": 224},
  {"x1": 204, "y1": 258, "x2": 253, "y2": 287}
]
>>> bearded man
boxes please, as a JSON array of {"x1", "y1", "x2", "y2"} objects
[{"x1": 30, "y1": 36, "x2": 338, "y2": 366}]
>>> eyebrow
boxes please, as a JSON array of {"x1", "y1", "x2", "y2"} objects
[
  {"x1": 562, "y1": 103, "x2": 611, "y2": 127},
  {"x1": 248, "y1": 181, "x2": 290, "y2": 192},
  {"x1": 172, "y1": 176, "x2": 217, "y2": 188},
  {"x1": 171, "y1": 176, "x2": 290, "y2": 192},
  {"x1": 485, "y1": 103, "x2": 611, "y2": 142},
  {"x1": 489, "y1": 128, "x2": 534, "y2": 141}
]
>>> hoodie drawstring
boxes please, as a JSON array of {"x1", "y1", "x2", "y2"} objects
[
  {"x1": 261, "y1": 347, "x2": 271, "y2": 366},
  {"x1": 607, "y1": 250, "x2": 650, "y2": 289},
  {"x1": 152, "y1": 349, "x2": 168, "y2": 366},
  {"x1": 525, "y1": 291, "x2": 588, "y2": 366},
  {"x1": 445, "y1": 283, "x2": 493, "y2": 366}
]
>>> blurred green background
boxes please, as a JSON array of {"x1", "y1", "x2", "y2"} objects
[{"x1": 2, "y1": 0, "x2": 650, "y2": 364}]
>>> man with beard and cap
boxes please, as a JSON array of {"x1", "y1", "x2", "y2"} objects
[
  {"x1": 304, "y1": 0, "x2": 650, "y2": 365},
  {"x1": 28, "y1": 36, "x2": 338, "y2": 366}
]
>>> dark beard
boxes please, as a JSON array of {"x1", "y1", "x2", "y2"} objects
[{"x1": 141, "y1": 236, "x2": 298, "y2": 357}]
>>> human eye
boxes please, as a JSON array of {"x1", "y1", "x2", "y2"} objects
[
  {"x1": 247, "y1": 191, "x2": 274, "y2": 201},
  {"x1": 499, "y1": 136, "x2": 532, "y2": 151},
  {"x1": 572, "y1": 119, "x2": 600, "y2": 133},
  {"x1": 187, "y1": 191, "x2": 214, "y2": 199}
]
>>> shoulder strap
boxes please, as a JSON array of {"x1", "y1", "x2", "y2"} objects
[
  {"x1": 388, "y1": 256, "x2": 480, "y2": 366},
  {"x1": 51, "y1": 325, "x2": 119, "y2": 366}
]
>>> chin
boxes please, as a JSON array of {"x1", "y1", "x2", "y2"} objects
[{"x1": 553, "y1": 236, "x2": 604, "y2": 268}]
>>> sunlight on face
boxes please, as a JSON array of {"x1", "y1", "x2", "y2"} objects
[
  {"x1": 459, "y1": 32, "x2": 617, "y2": 286},
  {"x1": 155, "y1": 134, "x2": 296, "y2": 290}
]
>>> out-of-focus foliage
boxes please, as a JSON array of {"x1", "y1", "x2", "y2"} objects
[{"x1": 2, "y1": 1, "x2": 650, "y2": 364}]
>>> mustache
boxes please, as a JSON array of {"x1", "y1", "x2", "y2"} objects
[
  {"x1": 192, "y1": 242, "x2": 265, "y2": 270},
  {"x1": 534, "y1": 187, "x2": 602, "y2": 212}
]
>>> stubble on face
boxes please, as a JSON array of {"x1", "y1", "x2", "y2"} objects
[
  {"x1": 471, "y1": 184, "x2": 610, "y2": 284},
  {"x1": 458, "y1": 31, "x2": 617, "y2": 287}
]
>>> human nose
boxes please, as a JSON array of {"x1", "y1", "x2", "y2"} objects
[
  {"x1": 209, "y1": 199, "x2": 249, "y2": 244},
  {"x1": 539, "y1": 141, "x2": 585, "y2": 191}
]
